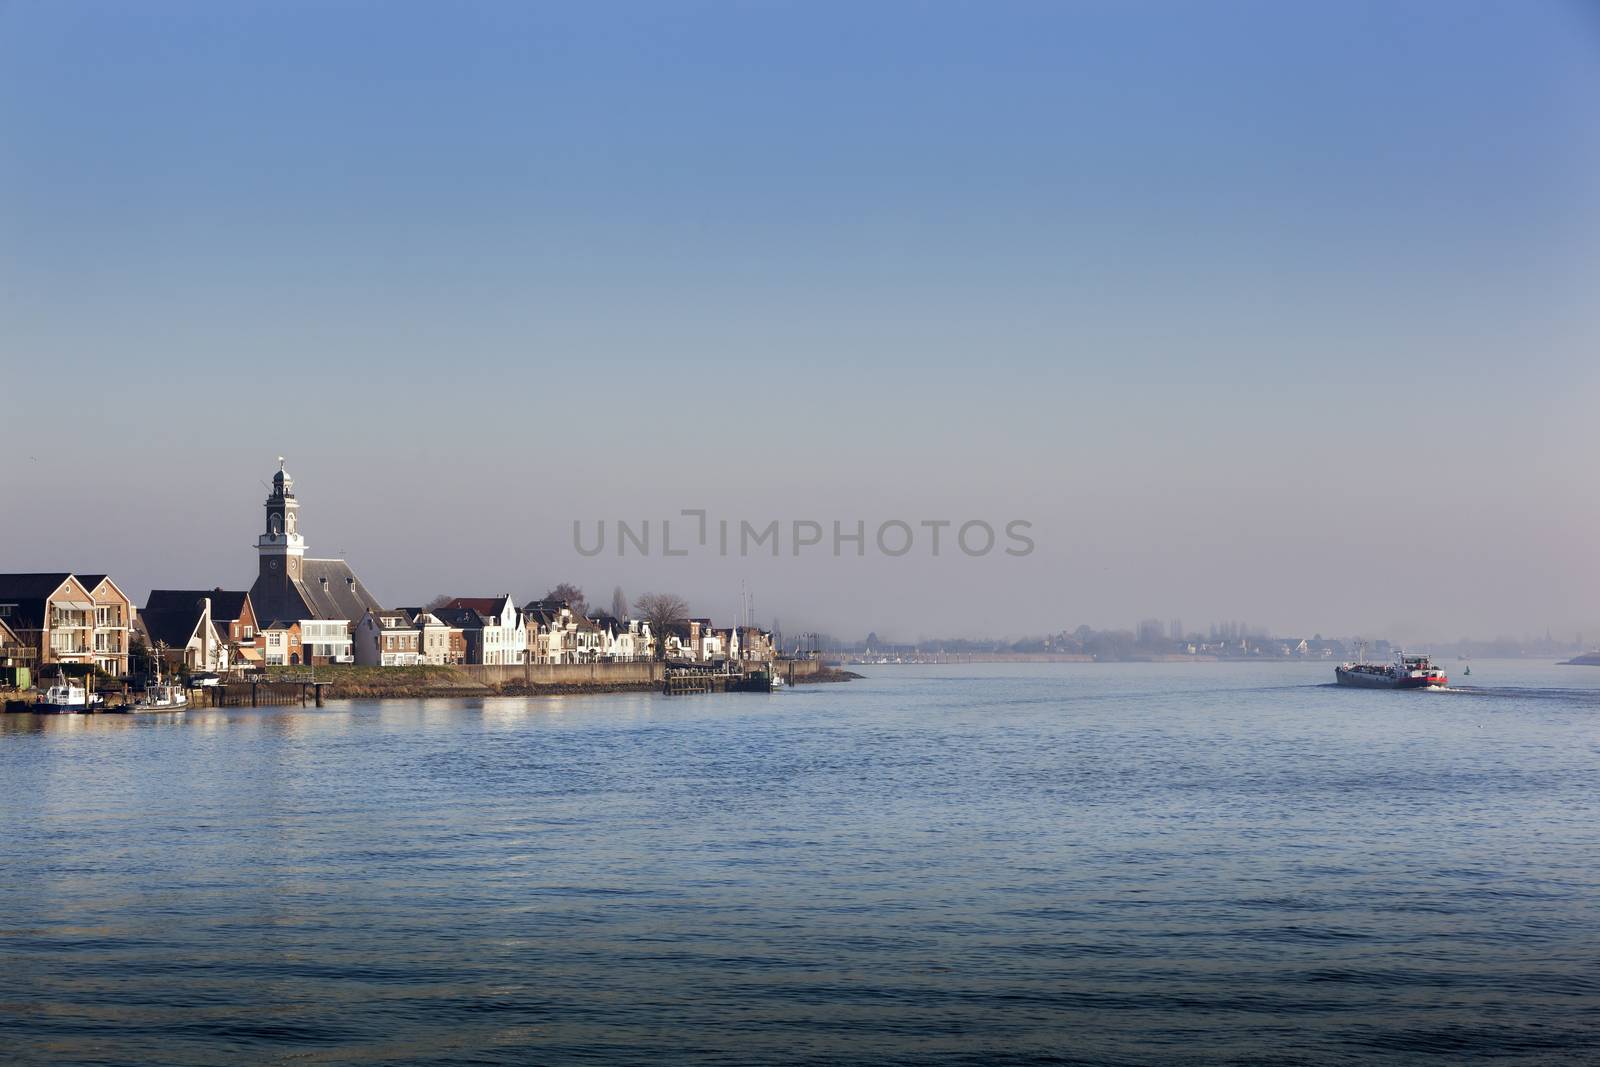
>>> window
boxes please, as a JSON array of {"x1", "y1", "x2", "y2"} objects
[{"x1": 242, "y1": 626, "x2": 254, "y2": 639}]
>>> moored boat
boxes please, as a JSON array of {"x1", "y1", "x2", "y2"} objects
[
  {"x1": 131, "y1": 679, "x2": 189, "y2": 712},
  {"x1": 1335, "y1": 651, "x2": 1447, "y2": 689},
  {"x1": 36, "y1": 670, "x2": 104, "y2": 713}
]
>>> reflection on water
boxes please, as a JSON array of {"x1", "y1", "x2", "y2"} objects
[{"x1": 3, "y1": 661, "x2": 1599, "y2": 1065}]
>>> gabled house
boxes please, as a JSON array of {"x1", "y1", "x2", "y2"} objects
[
  {"x1": 395, "y1": 608, "x2": 464, "y2": 665},
  {"x1": 78, "y1": 575, "x2": 135, "y2": 677},
  {"x1": 145, "y1": 589, "x2": 258, "y2": 669},
  {"x1": 435, "y1": 595, "x2": 525, "y2": 664},
  {"x1": 137, "y1": 594, "x2": 229, "y2": 674},
  {"x1": 691, "y1": 618, "x2": 724, "y2": 661},
  {"x1": 659, "y1": 620, "x2": 701, "y2": 661},
  {"x1": 0, "y1": 572, "x2": 134, "y2": 677},
  {"x1": 589, "y1": 613, "x2": 652, "y2": 662},
  {"x1": 709, "y1": 627, "x2": 739, "y2": 663},
  {"x1": 354, "y1": 609, "x2": 423, "y2": 666},
  {"x1": 523, "y1": 599, "x2": 576, "y2": 663},
  {"x1": 255, "y1": 620, "x2": 302, "y2": 667},
  {"x1": 412, "y1": 611, "x2": 458, "y2": 665},
  {"x1": 737, "y1": 626, "x2": 775, "y2": 663}
]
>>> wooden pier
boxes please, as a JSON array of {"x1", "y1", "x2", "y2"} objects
[
  {"x1": 206, "y1": 679, "x2": 329, "y2": 708},
  {"x1": 663, "y1": 661, "x2": 776, "y2": 696}
]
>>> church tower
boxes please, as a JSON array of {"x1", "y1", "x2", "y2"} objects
[{"x1": 257, "y1": 457, "x2": 306, "y2": 597}]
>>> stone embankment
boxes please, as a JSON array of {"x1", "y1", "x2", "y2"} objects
[{"x1": 271, "y1": 659, "x2": 848, "y2": 700}]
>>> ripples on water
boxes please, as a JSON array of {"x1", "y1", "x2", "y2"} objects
[{"x1": 3, "y1": 661, "x2": 1598, "y2": 1065}]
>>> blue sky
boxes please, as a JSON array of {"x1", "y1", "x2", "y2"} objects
[{"x1": 3, "y1": 1, "x2": 1597, "y2": 642}]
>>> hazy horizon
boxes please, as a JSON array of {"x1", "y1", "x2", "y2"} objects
[{"x1": 4, "y1": 2, "x2": 1597, "y2": 645}]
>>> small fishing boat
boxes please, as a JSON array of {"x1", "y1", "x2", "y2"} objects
[
  {"x1": 37, "y1": 670, "x2": 103, "y2": 713},
  {"x1": 132, "y1": 678, "x2": 188, "y2": 712}
]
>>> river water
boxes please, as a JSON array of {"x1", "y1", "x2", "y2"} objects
[{"x1": 3, "y1": 661, "x2": 1598, "y2": 1065}]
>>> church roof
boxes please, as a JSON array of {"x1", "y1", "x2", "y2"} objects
[{"x1": 294, "y1": 560, "x2": 383, "y2": 622}]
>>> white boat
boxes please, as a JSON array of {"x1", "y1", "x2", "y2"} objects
[
  {"x1": 132, "y1": 679, "x2": 189, "y2": 712},
  {"x1": 37, "y1": 670, "x2": 103, "y2": 713}
]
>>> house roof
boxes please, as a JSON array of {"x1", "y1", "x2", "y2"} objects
[
  {"x1": 432, "y1": 606, "x2": 494, "y2": 629},
  {"x1": 146, "y1": 589, "x2": 252, "y2": 623},
  {"x1": 522, "y1": 603, "x2": 565, "y2": 627},
  {"x1": 0, "y1": 616, "x2": 19, "y2": 645},
  {"x1": 260, "y1": 619, "x2": 300, "y2": 631},
  {"x1": 138, "y1": 608, "x2": 209, "y2": 650},
  {"x1": 0, "y1": 573, "x2": 84, "y2": 626},
  {"x1": 0, "y1": 573, "x2": 76, "y2": 601},
  {"x1": 363, "y1": 609, "x2": 414, "y2": 631},
  {"x1": 444, "y1": 595, "x2": 511, "y2": 616}
]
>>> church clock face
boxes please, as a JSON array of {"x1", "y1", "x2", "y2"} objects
[{"x1": 269, "y1": 560, "x2": 279, "y2": 571}]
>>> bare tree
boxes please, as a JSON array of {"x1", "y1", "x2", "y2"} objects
[
  {"x1": 634, "y1": 592, "x2": 689, "y2": 659},
  {"x1": 610, "y1": 585, "x2": 628, "y2": 620},
  {"x1": 423, "y1": 594, "x2": 453, "y2": 612},
  {"x1": 544, "y1": 583, "x2": 587, "y2": 616}
]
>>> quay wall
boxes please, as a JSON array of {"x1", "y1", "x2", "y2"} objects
[
  {"x1": 304, "y1": 658, "x2": 835, "y2": 699},
  {"x1": 456, "y1": 661, "x2": 661, "y2": 687}
]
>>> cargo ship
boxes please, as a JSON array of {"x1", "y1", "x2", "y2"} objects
[{"x1": 1335, "y1": 651, "x2": 1447, "y2": 689}]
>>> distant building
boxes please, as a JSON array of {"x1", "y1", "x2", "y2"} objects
[
  {"x1": 0, "y1": 572, "x2": 134, "y2": 677},
  {"x1": 659, "y1": 619, "x2": 704, "y2": 661},
  {"x1": 589, "y1": 613, "x2": 651, "y2": 662},
  {"x1": 737, "y1": 626, "x2": 775, "y2": 663},
  {"x1": 248, "y1": 459, "x2": 382, "y2": 640},
  {"x1": 524, "y1": 600, "x2": 577, "y2": 663}
]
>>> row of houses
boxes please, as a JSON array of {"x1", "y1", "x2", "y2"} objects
[
  {"x1": 0, "y1": 575, "x2": 773, "y2": 677},
  {"x1": 1, "y1": 462, "x2": 774, "y2": 680}
]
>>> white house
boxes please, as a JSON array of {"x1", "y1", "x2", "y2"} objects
[
  {"x1": 412, "y1": 611, "x2": 455, "y2": 665},
  {"x1": 299, "y1": 618, "x2": 354, "y2": 664},
  {"x1": 436, "y1": 596, "x2": 525, "y2": 665}
]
